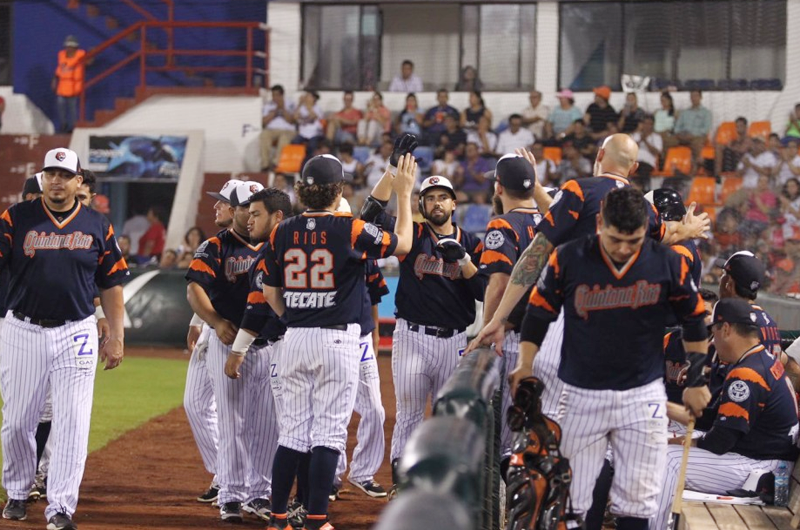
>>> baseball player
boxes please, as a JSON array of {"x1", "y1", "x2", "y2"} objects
[
  {"x1": 510, "y1": 187, "x2": 710, "y2": 530},
  {"x1": 186, "y1": 179, "x2": 274, "y2": 522},
  {"x1": 363, "y1": 166, "x2": 485, "y2": 492},
  {"x1": 654, "y1": 298, "x2": 798, "y2": 530},
  {"x1": 0, "y1": 148, "x2": 129, "y2": 530},
  {"x1": 261, "y1": 153, "x2": 416, "y2": 530},
  {"x1": 478, "y1": 154, "x2": 543, "y2": 470},
  {"x1": 183, "y1": 178, "x2": 242, "y2": 504},
  {"x1": 645, "y1": 188, "x2": 702, "y2": 286}
]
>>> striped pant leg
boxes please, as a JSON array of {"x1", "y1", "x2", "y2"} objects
[
  {"x1": 45, "y1": 317, "x2": 99, "y2": 520},
  {"x1": 244, "y1": 342, "x2": 279, "y2": 501},
  {"x1": 205, "y1": 332, "x2": 249, "y2": 504},
  {"x1": 183, "y1": 325, "x2": 219, "y2": 478},
  {"x1": 608, "y1": 380, "x2": 668, "y2": 519},
  {"x1": 390, "y1": 320, "x2": 432, "y2": 462},
  {"x1": 500, "y1": 331, "x2": 520, "y2": 459},
  {"x1": 0, "y1": 315, "x2": 51, "y2": 501},
  {"x1": 349, "y1": 335, "x2": 386, "y2": 483},
  {"x1": 430, "y1": 331, "x2": 467, "y2": 407},
  {"x1": 556, "y1": 383, "x2": 615, "y2": 517},
  {"x1": 534, "y1": 310, "x2": 565, "y2": 419},
  {"x1": 276, "y1": 329, "x2": 314, "y2": 453}
]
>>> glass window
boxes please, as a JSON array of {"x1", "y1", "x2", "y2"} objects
[
  {"x1": 0, "y1": 4, "x2": 10, "y2": 85},
  {"x1": 730, "y1": 1, "x2": 786, "y2": 83},
  {"x1": 559, "y1": 3, "x2": 622, "y2": 91}
]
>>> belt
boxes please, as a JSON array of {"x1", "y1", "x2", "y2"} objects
[
  {"x1": 408, "y1": 323, "x2": 465, "y2": 339},
  {"x1": 252, "y1": 337, "x2": 269, "y2": 347},
  {"x1": 321, "y1": 324, "x2": 348, "y2": 331},
  {"x1": 13, "y1": 311, "x2": 67, "y2": 328}
]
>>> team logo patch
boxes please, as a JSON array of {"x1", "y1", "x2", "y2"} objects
[
  {"x1": 750, "y1": 281, "x2": 760, "y2": 291},
  {"x1": 306, "y1": 218, "x2": 316, "y2": 230},
  {"x1": 484, "y1": 230, "x2": 505, "y2": 250},
  {"x1": 615, "y1": 181, "x2": 625, "y2": 188},
  {"x1": 194, "y1": 240, "x2": 209, "y2": 258},
  {"x1": 429, "y1": 177, "x2": 439, "y2": 185},
  {"x1": 750, "y1": 312, "x2": 757, "y2": 323},
  {"x1": 55, "y1": 151, "x2": 66, "y2": 161},
  {"x1": 523, "y1": 179, "x2": 532, "y2": 189},
  {"x1": 727, "y1": 380, "x2": 750, "y2": 403},
  {"x1": 305, "y1": 176, "x2": 315, "y2": 185},
  {"x1": 364, "y1": 222, "x2": 382, "y2": 243},
  {"x1": 250, "y1": 183, "x2": 259, "y2": 193},
  {"x1": 255, "y1": 271, "x2": 264, "y2": 290}
]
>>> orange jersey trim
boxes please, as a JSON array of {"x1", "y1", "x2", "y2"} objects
[
  {"x1": 529, "y1": 288, "x2": 556, "y2": 314},
  {"x1": 486, "y1": 218, "x2": 514, "y2": 232},
  {"x1": 599, "y1": 173, "x2": 631, "y2": 186},
  {"x1": 105, "y1": 224, "x2": 116, "y2": 241},
  {"x1": 106, "y1": 258, "x2": 128, "y2": 276},
  {"x1": 247, "y1": 291, "x2": 266, "y2": 304},
  {"x1": 1, "y1": 209, "x2": 12, "y2": 227},
  {"x1": 351, "y1": 219, "x2": 366, "y2": 249},
  {"x1": 663, "y1": 331, "x2": 673, "y2": 351},
  {"x1": 671, "y1": 244, "x2": 694, "y2": 263},
  {"x1": 599, "y1": 244, "x2": 641, "y2": 280},
  {"x1": 41, "y1": 198, "x2": 82, "y2": 229},
  {"x1": 718, "y1": 402, "x2": 749, "y2": 422},
  {"x1": 481, "y1": 249, "x2": 514, "y2": 267},
  {"x1": 189, "y1": 259, "x2": 216, "y2": 277},
  {"x1": 229, "y1": 229, "x2": 262, "y2": 252},
  {"x1": 562, "y1": 179, "x2": 585, "y2": 202},
  {"x1": 727, "y1": 367, "x2": 770, "y2": 392}
]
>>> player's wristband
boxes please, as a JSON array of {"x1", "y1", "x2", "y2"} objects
[
  {"x1": 190, "y1": 313, "x2": 204, "y2": 327},
  {"x1": 95, "y1": 305, "x2": 106, "y2": 319},
  {"x1": 231, "y1": 329, "x2": 257, "y2": 357},
  {"x1": 684, "y1": 351, "x2": 709, "y2": 387},
  {"x1": 457, "y1": 255, "x2": 471, "y2": 268}
]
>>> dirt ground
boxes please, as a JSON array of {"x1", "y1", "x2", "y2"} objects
[{"x1": 8, "y1": 347, "x2": 396, "y2": 530}]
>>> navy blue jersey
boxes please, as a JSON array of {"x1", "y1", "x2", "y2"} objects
[
  {"x1": 0, "y1": 268, "x2": 9, "y2": 315},
  {"x1": 526, "y1": 235, "x2": 706, "y2": 390},
  {"x1": 186, "y1": 228, "x2": 262, "y2": 328},
  {"x1": 752, "y1": 304, "x2": 781, "y2": 356},
  {"x1": 663, "y1": 329, "x2": 718, "y2": 404},
  {"x1": 479, "y1": 207, "x2": 541, "y2": 330},
  {"x1": 704, "y1": 345, "x2": 798, "y2": 461},
  {"x1": 359, "y1": 260, "x2": 389, "y2": 336},
  {"x1": 671, "y1": 240, "x2": 702, "y2": 288},
  {"x1": 375, "y1": 212, "x2": 485, "y2": 330},
  {"x1": 262, "y1": 211, "x2": 398, "y2": 328},
  {"x1": 537, "y1": 174, "x2": 664, "y2": 247},
  {"x1": 241, "y1": 247, "x2": 286, "y2": 341},
  {"x1": 0, "y1": 199, "x2": 129, "y2": 320}
]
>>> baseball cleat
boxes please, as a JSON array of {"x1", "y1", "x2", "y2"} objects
[
  {"x1": 220, "y1": 501, "x2": 243, "y2": 522},
  {"x1": 2, "y1": 499, "x2": 27, "y2": 520},
  {"x1": 27, "y1": 484, "x2": 41, "y2": 502},
  {"x1": 243, "y1": 497, "x2": 272, "y2": 521},
  {"x1": 46, "y1": 512, "x2": 77, "y2": 530},
  {"x1": 287, "y1": 500, "x2": 308, "y2": 529},
  {"x1": 348, "y1": 478, "x2": 387, "y2": 498},
  {"x1": 197, "y1": 483, "x2": 220, "y2": 503}
]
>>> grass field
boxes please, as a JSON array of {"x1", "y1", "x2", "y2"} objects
[{"x1": 0, "y1": 356, "x2": 188, "y2": 502}]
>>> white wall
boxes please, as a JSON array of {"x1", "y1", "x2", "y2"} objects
[
  {"x1": 267, "y1": 2, "x2": 302, "y2": 91},
  {"x1": 0, "y1": 87, "x2": 54, "y2": 134}
]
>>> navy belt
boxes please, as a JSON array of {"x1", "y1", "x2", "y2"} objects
[
  {"x1": 408, "y1": 323, "x2": 464, "y2": 339},
  {"x1": 13, "y1": 311, "x2": 67, "y2": 328},
  {"x1": 321, "y1": 324, "x2": 348, "y2": 331}
]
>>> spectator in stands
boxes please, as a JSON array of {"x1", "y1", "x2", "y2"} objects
[
  {"x1": 431, "y1": 149, "x2": 460, "y2": 182},
  {"x1": 292, "y1": 91, "x2": 324, "y2": 151},
  {"x1": 774, "y1": 139, "x2": 800, "y2": 187},
  {"x1": 52, "y1": 35, "x2": 86, "y2": 133},
  {"x1": 122, "y1": 209, "x2": 150, "y2": 255},
  {"x1": 545, "y1": 89, "x2": 583, "y2": 141},
  {"x1": 137, "y1": 206, "x2": 166, "y2": 261},
  {"x1": 617, "y1": 92, "x2": 646, "y2": 134},
  {"x1": 459, "y1": 191, "x2": 492, "y2": 234},
  {"x1": 0, "y1": 94, "x2": 4, "y2": 131},
  {"x1": 737, "y1": 138, "x2": 777, "y2": 189},
  {"x1": 522, "y1": 90, "x2": 549, "y2": 141},
  {"x1": 784, "y1": 103, "x2": 800, "y2": 140},
  {"x1": 326, "y1": 90, "x2": 363, "y2": 146},
  {"x1": 466, "y1": 115, "x2": 498, "y2": 157},
  {"x1": 714, "y1": 208, "x2": 742, "y2": 255},
  {"x1": 364, "y1": 140, "x2": 393, "y2": 188},
  {"x1": 673, "y1": 90, "x2": 712, "y2": 173},
  {"x1": 455, "y1": 65, "x2": 483, "y2": 92},
  {"x1": 531, "y1": 142, "x2": 559, "y2": 186},
  {"x1": 177, "y1": 226, "x2": 206, "y2": 268},
  {"x1": 273, "y1": 173, "x2": 297, "y2": 206},
  {"x1": 339, "y1": 143, "x2": 365, "y2": 189},
  {"x1": 630, "y1": 114, "x2": 663, "y2": 190},
  {"x1": 357, "y1": 91, "x2": 392, "y2": 147},
  {"x1": 423, "y1": 89, "x2": 460, "y2": 146},
  {"x1": 455, "y1": 142, "x2": 494, "y2": 197},
  {"x1": 388, "y1": 59, "x2": 423, "y2": 93},
  {"x1": 159, "y1": 249, "x2": 178, "y2": 270},
  {"x1": 741, "y1": 174, "x2": 778, "y2": 238},
  {"x1": 584, "y1": 85, "x2": 618, "y2": 141},
  {"x1": 260, "y1": 85, "x2": 296, "y2": 171},
  {"x1": 396, "y1": 93, "x2": 424, "y2": 137},
  {"x1": 117, "y1": 235, "x2": 134, "y2": 267},
  {"x1": 557, "y1": 141, "x2": 591, "y2": 182},
  {"x1": 435, "y1": 114, "x2": 467, "y2": 159},
  {"x1": 714, "y1": 117, "x2": 751, "y2": 176},
  {"x1": 461, "y1": 91, "x2": 492, "y2": 132},
  {"x1": 496, "y1": 114, "x2": 534, "y2": 155},
  {"x1": 780, "y1": 178, "x2": 800, "y2": 240},
  {"x1": 654, "y1": 91, "x2": 676, "y2": 137},
  {"x1": 770, "y1": 238, "x2": 800, "y2": 295},
  {"x1": 562, "y1": 119, "x2": 596, "y2": 160}
]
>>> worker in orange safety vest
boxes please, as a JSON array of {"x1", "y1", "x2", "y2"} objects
[{"x1": 52, "y1": 35, "x2": 86, "y2": 133}]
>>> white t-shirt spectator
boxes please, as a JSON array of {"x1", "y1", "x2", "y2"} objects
[
  {"x1": 122, "y1": 214, "x2": 150, "y2": 255},
  {"x1": 629, "y1": 131, "x2": 663, "y2": 168},
  {"x1": 431, "y1": 159, "x2": 459, "y2": 180},
  {"x1": 263, "y1": 101, "x2": 297, "y2": 131},
  {"x1": 466, "y1": 130, "x2": 498, "y2": 154},
  {"x1": 296, "y1": 104, "x2": 324, "y2": 139},
  {"x1": 535, "y1": 159, "x2": 558, "y2": 184},
  {"x1": 388, "y1": 75, "x2": 424, "y2": 93},
  {"x1": 496, "y1": 128, "x2": 535, "y2": 155},
  {"x1": 365, "y1": 153, "x2": 390, "y2": 188},
  {"x1": 523, "y1": 103, "x2": 550, "y2": 140},
  {"x1": 775, "y1": 155, "x2": 800, "y2": 187},
  {"x1": 738, "y1": 151, "x2": 777, "y2": 188}
]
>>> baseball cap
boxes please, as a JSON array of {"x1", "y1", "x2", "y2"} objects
[
  {"x1": 206, "y1": 179, "x2": 244, "y2": 203},
  {"x1": 22, "y1": 175, "x2": 42, "y2": 196},
  {"x1": 711, "y1": 298, "x2": 759, "y2": 326},
  {"x1": 42, "y1": 148, "x2": 81, "y2": 175},
  {"x1": 593, "y1": 85, "x2": 612, "y2": 100},
  {"x1": 301, "y1": 154, "x2": 345, "y2": 185},
  {"x1": 556, "y1": 89, "x2": 574, "y2": 99},
  {"x1": 714, "y1": 251, "x2": 765, "y2": 294},
  {"x1": 419, "y1": 175, "x2": 456, "y2": 200},
  {"x1": 64, "y1": 35, "x2": 79, "y2": 48},
  {"x1": 485, "y1": 154, "x2": 536, "y2": 192},
  {"x1": 230, "y1": 180, "x2": 265, "y2": 207},
  {"x1": 93, "y1": 194, "x2": 110, "y2": 214}
]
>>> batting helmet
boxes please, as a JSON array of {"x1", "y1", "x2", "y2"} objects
[
  {"x1": 418, "y1": 176, "x2": 456, "y2": 218},
  {"x1": 645, "y1": 188, "x2": 686, "y2": 222}
]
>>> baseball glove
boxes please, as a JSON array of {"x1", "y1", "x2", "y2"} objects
[
  {"x1": 390, "y1": 133, "x2": 419, "y2": 167},
  {"x1": 436, "y1": 238, "x2": 466, "y2": 263}
]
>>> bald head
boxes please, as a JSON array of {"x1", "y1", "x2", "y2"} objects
[{"x1": 595, "y1": 134, "x2": 639, "y2": 177}]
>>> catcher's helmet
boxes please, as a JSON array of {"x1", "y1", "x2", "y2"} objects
[{"x1": 645, "y1": 188, "x2": 686, "y2": 222}]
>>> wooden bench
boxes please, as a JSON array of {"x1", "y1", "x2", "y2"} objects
[{"x1": 681, "y1": 454, "x2": 800, "y2": 529}]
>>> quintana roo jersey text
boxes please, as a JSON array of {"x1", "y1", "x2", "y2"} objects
[
  {"x1": 186, "y1": 228, "x2": 263, "y2": 327},
  {"x1": 0, "y1": 199, "x2": 129, "y2": 320},
  {"x1": 262, "y1": 211, "x2": 398, "y2": 327}
]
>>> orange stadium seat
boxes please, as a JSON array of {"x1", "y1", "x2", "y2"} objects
[
  {"x1": 719, "y1": 176, "x2": 743, "y2": 203},
  {"x1": 748, "y1": 121, "x2": 771, "y2": 141},
  {"x1": 274, "y1": 144, "x2": 306, "y2": 174},
  {"x1": 686, "y1": 176, "x2": 717, "y2": 206},
  {"x1": 714, "y1": 121, "x2": 737, "y2": 146},
  {"x1": 660, "y1": 146, "x2": 693, "y2": 177},
  {"x1": 543, "y1": 147, "x2": 562, "y2": 165}
]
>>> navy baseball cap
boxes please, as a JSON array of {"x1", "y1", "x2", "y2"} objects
[
  {"x1": 22, "y1": 174, "x2": 42, "y2": 196},
  {"x1": 715, "y1": 251, "x2": 765, "y2": 294},
  {"x1": 485, "y1": 154, "x2": 536, "y2": 192},
  {"x1": 711, "y1": 298, "x2": 759, "y2": 326},
  {"x1": 301, "y1": 154, "x2": 346, "y2": 185}
]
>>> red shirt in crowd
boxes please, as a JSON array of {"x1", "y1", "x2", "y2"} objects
[{"x1": 138, "y1": 221, "x2": 165, "y2": 257}]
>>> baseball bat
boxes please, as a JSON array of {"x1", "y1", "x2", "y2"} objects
[{"x1": 667, "y1": 417, "x2": 695, "y2": 530}]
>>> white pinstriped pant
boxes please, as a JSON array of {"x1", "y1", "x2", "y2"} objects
[
  {"x1": 500, "y1": 330, "x2": 521, "y2": 460},
  {"x1": 556, "y1": 379, "x2": 668, "y2": 520},
  {"x1": 390, "y1": 318, "x2": 466, "y2": 462},
  {"x1": 183, "y1": 324, "x2": 219, "y2": 483},
  {"x1": 0, "y1": 312, "x2": 98, "y2": 520},
  {"x1": 534, "y1": 310, "x2": 565, "y2": 419},
  {"x1": 335, "y1": 335, "x2": 386, "y2": 484},
  {"x1": 278, "y1": 324, "x2": 361, "y2": 454},
  {"x1": 651, "y1": 447, "x2": 788, "y2": 530},
  {"x1": 206, "y1": 332, "x2": 279, "y2": 503}
]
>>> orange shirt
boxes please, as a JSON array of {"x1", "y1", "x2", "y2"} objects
[{"x1": 55, "y1": 49, "x2": 86, "y2": 97}]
